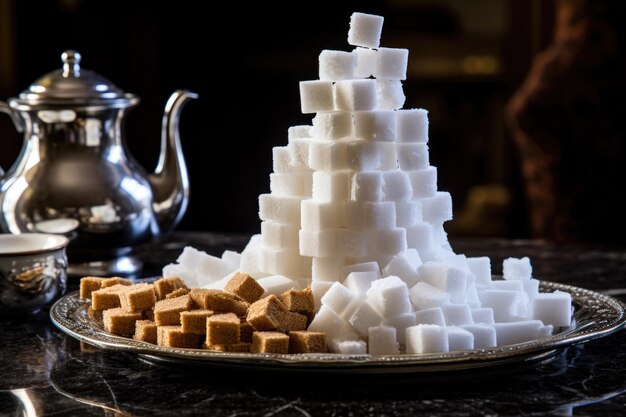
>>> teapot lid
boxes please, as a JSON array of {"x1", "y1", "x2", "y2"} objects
[{"x1": 16, "y1": 50, "x2": 136, "y2": 106}]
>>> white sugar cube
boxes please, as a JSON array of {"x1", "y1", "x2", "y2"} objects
[
  {"x1": 176, "y1": 246, "x2": 207, "y2": 270},
  {"x1": 378, "y1": 142, "x2": 399, "y2": 171},
  {"x1": 397, "y1": 143, "x2": 429, "y2": 170},
  {"x1": 272, "y1": 146, "x2": 292, "y2": 173},
  {"x1": 422, "y1": 192, "x2": 453, "y2": 224},
  {"x1": 346, "y1": 140, "x2": 382, "y2": 171},
  {"x1": 368, "y1": 325, "x2": 399, "y2": 355},
  {"x1": 301, "y1": 200, "x2": 344, "y2": 231},
  {"x1": 395, "y1": 201, "x2": 422, "y2": 228},
  {"x1": 193, "y1": 252, "x2": 236, "y2": 283},
  {"x1": 334, "y1": 79, "x2": 377, "y2": 112},
  {"x1": 343, "y1": 201, "x2": 367, "y2": 229},
  {"x1": 312, "y1": 170, "x2": 352, "y2": 202},
  {"x1": 471, "y1": 308, "x2": 495, "y2": 324},
  {"x1": 338, "y1": 229, "x2": 372, "y2": 258},
  {"x1": 367, "y1": 276, "x2": 412, "y2": 317},
  {"x1": 467, "y1": 256, "x2": 492, "y2": 285},
  {"x1": 376, "y1": 228, "x2": 408, "y2": 255},
  {"x1": 344, "y1": 271, "x2": 379, "y2": 295},
  {"x1": 308, "y1": 139, "x2": 350, "y2": 171},
  {"x1": 409, "y1": 282, "x2": 450, "y2": 310},
  {"x1": 406, "y1": 222, "x2": 435, "y2": 254},
  {"x1": 299, "y1": 229, "x2": 339, "y2": 258},
  {"x1": 382, "y1": 251, "x2": 420, "y2": 287},
  {"x1": 312, "y1": 111, "x2": 353, "y2": 140},
  {"x1": 530, "y1": 291, "x2": 572, "y2": 327},
  {"x1": 162, "y1": 263, "x2": 197, "y2": 288},
  {"x1": 319, "y1": 50, "x2": 356, "y2": 81},
  {"x1": 353, "y1": 47, "x2": 376, "y2": 78},
  {"x1": 221, "y1": 250, "x2": 241, "y2": 269},
  {"x1": 524, "y1": 279, "x2": 540, "y2": 300},
  {"x1": 397, "y1": 109, "x2": 428, "y2": 143},
  {"x1": 431, "y1": 224, "x2": 449, "y2": 247},
  {"x1": 312, "y1": 257, "x2": 343, "y2": 282},
  {"x1": 376, "y1": 80, "x2": 405, "y2": 110},
  {"x1": 311, "y1": 281, "x2": 334, "y2": 311},
  {"x1": 299, "y1": 80, "x2": 334, "y2": 114},
  {"x1": 288, "y1": 138, "x2": 310, "y2": 169},
  {"x1": 342, "y1": 262, "x2": 380, "y2": 278},
  {"x1": 239, "y1": 235, "x2": 265, "y2": 279},
  {"x1": 417, "y1": 262, "x2": 468, "y2": 303},
  {"x1": 261, "y1": 221, "x2": 299, "y2": 249},
  {"x1": 348, "y1": 12, "x2": 384, "y2": 49},
  {"x1": 407, "y1": 167, "x2": 437, "y2": 198},
  {"x1": 261, "y1": 247, "x2": 310, "y2": 278},
  {"x1": 270, "y1": 172, "x2": 310, "y2": 197},
  {"x1": 331, "y1": 339, "x2": 368, "y2": 354},
  {"x1": 259, "y1": 194, "x2": 302, "y2": 224},
  {"x1": 288, "y1": 125, "x2": 312, "y2": 141},
  {"x1": 460, "y1": 324, "x2": 496, "y2": 349},
  {"x1": 202, "y1": 273, "x2": 234, "y2": 290},
  {"x1": 321, "y1": 282, "x2": 355, "y2": 316},
  {"x1": 479, "y1": 290, "x2": 519, "y2": 322},
  {"x1": 352, "y1": 171, "x2": 384, "y2": 202},
  {"x1": 406, "y1": 324, "x2": 449, "y2": 354},
  {"x1": 384, "y1": 312, "x2": 416, "y2": 345},
  {"x1": 503, "y1": 257, "x2": 533, "y2": 281},
  {"x1": 365, "y1": 201, "x2": 397, "y2": 229},
  {"x1": 257, "y1": 275, "x2": 296, "y2": 296},
  {"x1": 494, "y1": 320, "x2": 543, "y2": 346},
  {"x1": 382, "y1": 170, "x2": 412, "y2": 201},
  {"x1": 374, "y1": 47, "x2": 409, "y2": 80},
  {"x1": 308, "y1": 305, "x2": 348, "y2": 340},
  {"x1": 353, "y1": 110, "x2": 397, "y2": 142},
  {"x1": 447, "y1": 327, "x2": 474, "y2": 351},
  {"x1": 349, "y1": 300, "x2": 383, "y2": 337},
  {"x1": 442, "y1": 304, "x2": 474, "y2": 326},
  {"x1": 414, "y1": 307, "x2": 446, "y2": 326}
]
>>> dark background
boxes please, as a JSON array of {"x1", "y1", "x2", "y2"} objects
[{"x1": 2, "y1": 0, "x2": 622, "y2": 244}]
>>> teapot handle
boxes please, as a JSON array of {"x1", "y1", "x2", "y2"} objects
[{"x1": 0, "y1": 100, "x2": 24, "y2": 176}]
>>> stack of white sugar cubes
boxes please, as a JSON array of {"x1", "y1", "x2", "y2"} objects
[{"x1": 163, "y1": 12, "x2": 573, "y2": 355}]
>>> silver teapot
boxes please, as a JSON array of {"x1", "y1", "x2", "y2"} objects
[{"x1": 0, "y1": 50, "x2": 197, "y2": 276}]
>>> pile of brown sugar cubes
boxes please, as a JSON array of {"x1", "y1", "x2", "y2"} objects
[{"x1": 80, "y1": 273, "x2": 327, "y2": 354}]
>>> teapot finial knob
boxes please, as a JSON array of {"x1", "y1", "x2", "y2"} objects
[{"x1": 61, "y1": 50, "x2": 81, "y2": 77}]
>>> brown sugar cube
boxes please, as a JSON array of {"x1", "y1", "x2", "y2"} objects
[
  {"x1": 80, "y1": 277, "x2": 105, "y2": 299},
  {"x1": 157, "y1": 325, "x2": 202, "y2": 348},
  {"x1": 165, "y1": 287, "x2": 190, "y2": 299},
  {"x1": 101, "y1": 277, "x2": 132, "y2": 288},
  {"x1": 134, "y1": 320, "x2": 158, "y2": 344},
  {"x1": 232, "y1": 299, "x2": 250, "y2": 316},
  {"x1": 154, "y1": 295, "x2": 193, "y2": 326},
  {"x1": 119, "y1": 283, "x2": 156, "y2": 313},
  {"x1": 87, "y1": 307, "x2": 103, "y2": 321},
  {"x1": 224, "y1": 272, "x2": 264, "y2": 303},
  {"x1": 189, "y1": 289, "x2": 240, "y2": 312},
  {"x1": 240, "y1": 321, "x2": 254, "y2": 343},
  {"x1": 153, "y1": 276, "x2": 188, "y2": 300},
  {"x1": 277, "y1": 312, "x2": 308, "y2": 333},
  {"x1": 142, "y1": 308, "x2": 155, "y2": 321},
  {"x1": 279, "y1": 288, "x2": 314, "y2": 317},
  {"x1": 288, "y1": 331, "x2": 327, "y2": 353},
  {"x1": 91, "y1": 284, "x2": 127, "y2": 310},
  {"x1": 103, "y1": 307, "x2": 142, "y2": 336},
  {"x1": 246, "y1": 295, "x2": 288, "y2": 331},
  {"x1": 202, "y1": 342, "x2": 251, "y2": 352},
  {"x1": 206, "y1": 313, "x2": 240, "y2": 345},
  {"x1": 250, "y1": 331, "x2": 289, "y2": 354},
  {"x1": 181, "y1": 310, "x2": 214, "y2": 334}
]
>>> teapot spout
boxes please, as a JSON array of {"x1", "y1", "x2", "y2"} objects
[{"x1": 148, "y1": 89, "x2": 198, "y2": 235}]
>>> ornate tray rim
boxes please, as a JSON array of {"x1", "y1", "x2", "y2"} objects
[{"x1": 50, "y1": 281, "x2": 626, "y2": 373}]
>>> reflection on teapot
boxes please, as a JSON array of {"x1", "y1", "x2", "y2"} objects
[{"x1": 0, "y1": 51, "x2": 197, "y2": 275}]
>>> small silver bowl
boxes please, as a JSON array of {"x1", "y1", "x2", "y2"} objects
[{"x1": 0, "y1": 233, "x2": 69, "y2": 314}]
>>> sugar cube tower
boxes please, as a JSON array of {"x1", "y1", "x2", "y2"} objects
[{"x1": 164, "y1": 12, "x2": 572, "y2": 355}]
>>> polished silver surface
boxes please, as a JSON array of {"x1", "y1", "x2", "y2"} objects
[
  {"x1": 0, "y1": 50, "x2": 197, "y2": 274},
  {"x1": 1, "y1": 234, "x2": 69, "y2": 314},
  {"x1": 50, "y1": 281, "x2": 626, "y2": 373}
]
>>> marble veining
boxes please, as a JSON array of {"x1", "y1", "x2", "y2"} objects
[{"x1": 2, "y1": 232, "x2": 626, "y2": 416}]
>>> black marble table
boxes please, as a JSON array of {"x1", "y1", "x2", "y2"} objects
[{"x1": 2, "y1": 232, "x2": 626, "y2": 416}]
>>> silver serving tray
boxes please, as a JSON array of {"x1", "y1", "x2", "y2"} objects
[{"x1": 50, "y1": 281, "x2": 626, "y2": 373}]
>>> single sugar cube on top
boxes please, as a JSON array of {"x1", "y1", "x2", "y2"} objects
[
  {"x1": 319, "y1": 50, "x2": 357, "y2": 81},
  {"x1": 503, "y1": 257, "x2": 533, "y2": 281},
  {"x1": 373, "y1": 47, "x2": 409, "y2": 80},
  {"x1": 348, "y1": 12, "x2": 384, "y2": 49}
]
